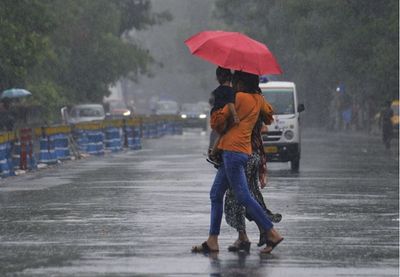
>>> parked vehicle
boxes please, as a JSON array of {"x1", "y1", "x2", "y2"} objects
[
  {"x1": 155, "y1": 100, "x2": 179, "y2": 115},
  {"x1": 66, "y1": 104, "x2": 105, "y2": 124},
  {"x1": 104, "y1": 100, "x2": 131, "y2": 119},
  {"x1": 260, "y1": 81, "x2": 305, "y2": 172},
  {"x1": 180, "y1": 102, "x2": 208, "y2": 130},
  {"x1": 196, "y1": 101, "x2": 211, "y2": 115}
]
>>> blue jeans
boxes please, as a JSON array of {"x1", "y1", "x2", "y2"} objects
[{"x1": 209, "y1": 151, "x2": 274, "y2": 235}]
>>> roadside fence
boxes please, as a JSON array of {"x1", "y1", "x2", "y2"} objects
[{"x1": 0, "y1": 115, "x2": 182, "y2": 178}]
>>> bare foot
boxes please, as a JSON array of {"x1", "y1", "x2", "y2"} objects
[
  {"x1": 266, "y1": 228, "x2": 283, "y2": 242},
  {"x1": 206, "y1": 238, "x2": 219, "y2": 251}
]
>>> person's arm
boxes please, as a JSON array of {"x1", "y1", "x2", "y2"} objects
[
  {"x1": 260, "y1": 98, "x2": 274, "y2": 125},
  {"x1": 210, "y1": 105, "x2": 230, "y2": 134},
  {"x1": 227, "y1": 103, "x2": 239, "y2": 124}
]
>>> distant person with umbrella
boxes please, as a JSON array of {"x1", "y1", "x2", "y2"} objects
[
  {"x1": 0, "y1": 98, "x2": 15, "y2": 131},
  {"x1": 0, "y1": 88, "x2": 32, "y2": 131},
  {"x1": 379, "y1": 101, "x2": 394, "y2": 149}
]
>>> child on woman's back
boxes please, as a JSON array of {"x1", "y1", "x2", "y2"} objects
[{"x1": 207, "y1": 67, "x2": 239, "y2": 166}]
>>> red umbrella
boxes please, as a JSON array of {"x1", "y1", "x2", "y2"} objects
[{"x1": 184, "y1": 30, "x2": 283, "y2": 75}]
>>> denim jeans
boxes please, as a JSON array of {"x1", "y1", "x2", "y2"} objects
[{"x1": 209, "y1": 151, "x2": 274, "y2": 235}]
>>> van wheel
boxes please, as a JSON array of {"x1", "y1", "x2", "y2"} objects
[{"x1": 290, "y1": 158, "x2": 300, "y2": 172}]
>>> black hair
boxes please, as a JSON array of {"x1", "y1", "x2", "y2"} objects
[
  {"x1": 216, "y1": 66, "x2": 232, "y2": 84},
  {"x1": 232, "y1": 71, "x2": 260, "y2": 93}
]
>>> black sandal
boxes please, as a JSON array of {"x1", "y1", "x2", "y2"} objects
[
  {"x1": 258, "y1": 214, "x2": 282, "y2": 246},
  {"x1": 260, "y1": 238, "x2": 284, "y2": 254},
  {"x1": 267, "y1": 237, "x2": 284, "y2": 249},
  {"x1": 192, "y1": 241, "x2": 219, "y2": 253},
  {"x1": 271, "y1": 213, "x2": 282, "y2": 223},
  {"x1": 257, "y1": 233, "x2": 267, "y2": 247},
  {"x1": 228, "y1": 240, "x2": 251, "y2": 252}
]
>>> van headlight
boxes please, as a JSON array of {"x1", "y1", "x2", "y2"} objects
[
  {"x1": 199, "y1": 113, "x2": 207, "y2": 119},
  {"x1": 284, "y1": 130, "x2": 294, "y2": 140},
  {"x1": 181, "y1": 114, "x2": 187, "y2": 119}
]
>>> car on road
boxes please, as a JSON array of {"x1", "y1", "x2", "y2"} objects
[
  {"x1": 155, "y1": 100, "x2": 179, "y2": 115},
  {"x1": 196, "y1": 101, "x2": 211, "y2": 115},
  {"x1": 67, "y1": 104, "x2": 106, "y2": 124},
  {"x1": 104, "y1": 100, "x2": 132, "y2": 119},
  {"x1": 179, "y1": 103, "x2": 208, "y2": 130}
]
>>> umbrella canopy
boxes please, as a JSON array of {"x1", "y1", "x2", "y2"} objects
[
  {"x1": 184, "y1": 30, "x2": 283, "y2": 75},
  {"x1": 1, "y1": 88, "x2": 32, "y2": 99}
]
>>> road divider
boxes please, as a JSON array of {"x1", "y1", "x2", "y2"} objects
[{"x1": 0, "y1": 115, "x2": 183, "y2": 178}]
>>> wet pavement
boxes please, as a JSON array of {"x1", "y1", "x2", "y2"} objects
[{"x1": 0, "y1": 129, "x2": 398, "y2": 276}]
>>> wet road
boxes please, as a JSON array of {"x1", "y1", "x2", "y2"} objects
[{"x1": 0, "y1": 129, "x2": 398, "y2": 276}]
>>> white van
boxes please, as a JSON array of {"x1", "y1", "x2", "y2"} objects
[
  {"x1": 260, "y1": 81, "x2": 305, "y2": 172},
  {"x1": 66, "y1": 104, "x2": 106, "y2": 124}
]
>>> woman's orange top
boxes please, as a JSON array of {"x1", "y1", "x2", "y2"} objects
[{"x1": 211, "y1": 92, "x2": 274, "y2": 155}]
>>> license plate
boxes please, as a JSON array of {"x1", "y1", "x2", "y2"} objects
[{"x1": 264, "y1": 146, "x2": 278, "y2": 153}]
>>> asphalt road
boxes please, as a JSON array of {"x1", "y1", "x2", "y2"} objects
[{"x1": 0, "y1": 129, "x2": 398, "y2": 276}]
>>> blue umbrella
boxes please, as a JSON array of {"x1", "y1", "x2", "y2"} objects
[{"x1": 1, "y1": 88, "x2": 32, "y2": 99}]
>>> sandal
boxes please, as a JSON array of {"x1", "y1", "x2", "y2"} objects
[
  {"x1": 257, "y1": 233, "x2": 267, "y2": 247},
  {"x1": 260, "y1": 237, "x2": 284, "y2": 254},
  {"x1": 191, "y1": 241, "x2": 219, "y2": 253},
  {"x1": 271, "y1": 213, "x2": 282, "y2": 223},
  {"x1": 258, "y1": 214, "x2": 282, "y2": 246},
  {"x1": 206, "y1": 157, "x2": 220, "y2": 168},
  {"x1": 228, "y1": 240, "x2": 251, "y2": 252}
]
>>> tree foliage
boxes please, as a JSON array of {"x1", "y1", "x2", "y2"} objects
[
  {"x1": 214, "y1": 0, "x2": 398, "y2": 126},
  {"x1": 0, "y1": 0, "x2": 170, "y2": 121},
  {"x1": 0, "y1": 0, "x2": 54, "y2": 90}
]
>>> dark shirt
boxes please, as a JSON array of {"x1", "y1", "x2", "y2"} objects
[
  {"x1": 381, "y1": 107, "x2": 394, "y2": 129},
  {"x1": 209, "y1": 85, "x2": 235, "y2": 115},
  {"x1": 0, "y1": 110, "x2": 15, "y2": 131}
]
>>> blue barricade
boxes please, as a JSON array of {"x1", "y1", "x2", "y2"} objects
[
  {"x1": 142, "y1": 122, "x2": 150, "y2": 139},
  {"x1": 54, "y1": 133, "x2": 71, "y2": 160},
  {"x1": 86, "y1": 130, "x2": 104, "y2": 155},
  {"x1": 75, "y1": 130, "x2": 89, "y2": 153},
  {"x1": 0, "y1": 115, "x2": 182, "y2": 178},
  {"x1": 166, "y1": 122, "x2": 174, "y2": 135},
  {"x1": 174, "y1": 121, "x2": 183, "y2": 135},
  {"x1": 12, "y1": 140, "x2": 21, "y2": 170},
  {"x1": 125, "y1": 125, "x2": 142, "y2": 150},
  {"x1": 0, "y1": 142, "x2": 12, "y2": 177},
  {"x1": 104, "y1": 127, "x2": 122, "y2": 152},
  {"x1": 39, "y1": 136, "x2": 57, "y2": 164}
]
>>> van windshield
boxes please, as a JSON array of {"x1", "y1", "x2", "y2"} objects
[
  {"x1": 262, "y1": 88, "x2": 295, "y2": 115},
  {"x1": 71, "y1": 106, "x2": 105, "y2": 117}
]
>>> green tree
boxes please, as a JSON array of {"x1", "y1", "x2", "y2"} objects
[
  {"x1": 1, "y1": 0, "x2": 171, "y2": 122},
  {"x1": 214, "y1": 0, "x2": 399, "y2": 126},
  {"x1": 34, "y1": 0, "x2": 171, "y2": 104},
  {"x1": 0, "y1": 0, "x2": 54, "y2": 90}
]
